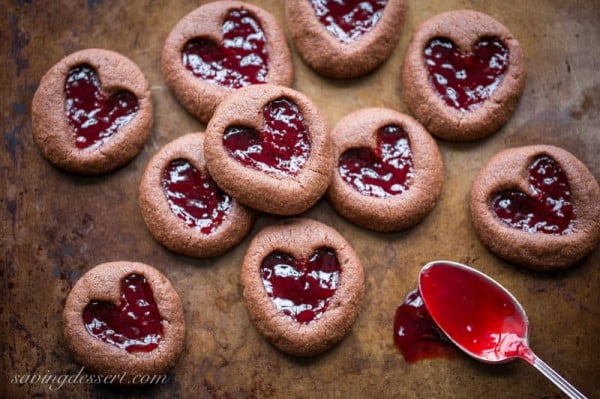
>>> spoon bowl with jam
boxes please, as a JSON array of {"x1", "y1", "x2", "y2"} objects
[{"x1": 418, "y1": 261, "x2": 587, "y2": 399}]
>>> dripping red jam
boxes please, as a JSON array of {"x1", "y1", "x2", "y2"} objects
[
  {"x1": 82, "y1": 274, "x2": 163, "y2": 353},
  {"x1": 338, "y1": 125, "x2": 414, "y2": 197},
  {"x1": 310, "y1": 0, "x2": 387, "y2": 43},
  {"x1": 424, "y1": 37, "x2": 508, "y2": 111},
  {"x1": 260, "y1": 248, "x2": 341, "y2": 323},
  {"x1": 223, "y1": 98, "x2": 311, "y2": 176},
  {"x1": 419, "y1": 262, "x2": 530, "y2": 362},
  {"x1": 492, "y1": 156, "x2": 575, "y2": 234},
  {"x1": 65, "y1": 65, "x2": 139, "y2": 149},
  {"x1": 182, "y1": 9, "x2": 268, "y2": 89},
  {"x1": 162, "y1": 159, "x2": 232, "y2": 234},
  {"x1": 394, "y1": 289, "x2": 456, "y2": 363}
]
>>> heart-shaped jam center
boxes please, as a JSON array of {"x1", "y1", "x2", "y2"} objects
[
  {"x1": 260, "y1": 248, "x2": 341, "y2": 323},
  {"x1": 310, "y1": 0, "x2": 387, "y2": 43},
  {"x1": 65, "y1": 65, "x2": 139, "y2": 149},
  {"x1": 182, "y1": 9, "x2": 268, "y2": 89},
  {"x1": 82, "y1": 274, "x2": 163, "y2": 353},
  {"x1": 491, "y1": 156, "x2": 576, "y2": 234},
  {"x1": 223, "y1": 98, "x2": 311, "y2": 176},
  {"x1": 162, "y1": 159, "x2": 232, "y2": 234},
  {"x1": 424, "y1": 37, "x2": 508, "y2": 111},
  {"x1": 338, "y1": 125, "x2": 414, "y2": 197}
]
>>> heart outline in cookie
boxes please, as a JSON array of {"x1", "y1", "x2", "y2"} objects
[
  {"x1": 309, "y1": 0, "x2": 388, "y2": 43},
  {"x1": 161, "y1": 158, "x2": 233, "y2": 234},
  {"x1": 64, "y1": 262, "x2": 186, "y2": 376},
  {"x1": 139, "y1": 133, "x2": 256, "y2": 258},
  {"x1": 491, "y1": 155, "x2": 576, "y2": 235},
  {"x1": 240, "y1": 219, "x2": 365, "y2": 356},
  {"x1": 181, "y1": 8, "x2": 269, "y2": 89},
  {"x1": 65, "y1": 64, "x2": 140, "y2": 149},
  {"x1": 401, "y1": 10, "x2": 527, "y2": 141},
  {"x1": 328, "y1": 108, "x2": 444, "y2": 232},
  {"x1": 222, "y1": 97, "x2": 311, "y2": 176},
  {"x1": 424, "y1": 36, "x2": 509, "y2": 112},
  {"x1": 338, "y1": 124, "x2": 414, "y2": 197},
  {"x1": 82, "y1": 273, "x2": 164, "y2": 353},
  {"x1": 260, "y1": 247, "x2": 341, "y2": 323},
  {"x1": 470, "y1": 145, "x2": 600, "y2": 270}
]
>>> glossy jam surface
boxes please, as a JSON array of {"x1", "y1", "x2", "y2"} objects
[
  {"x1": 338, "y1": 125, "x2": 414, "y2": 197},
  {"x1": 223, "y1": 98, "x2": 311, "y2": 176},
  {"x1": 492, "y1": 156, "x2": 575, "y2": 234},
  {"x1": 82, "y1": 274, "x2": 163, "y2": 353},
  {"x1": 65, "y1": 65, "x2": 139, "y2": 149},
  {"x1": 420, "y1": 263, "x2": 530, "y2": 362},
  {"x1": 394, "y1": 289, "x2": 456, "y2": 363},
  {"x1": 161, "y1": 159, "x2": 232, "y2": 234},
  {"x1": 424, "y1": 37, "x2": 508, "y2": 111},
  {"x1": 310, "y1": 0, "x2": 387, "y2": 43},
  {"x1": 260, "y1": 248, "x2": 341, "y2": 323},
  {"x1": 182, "y1": 9, "x2": 268, "y2": 89}
]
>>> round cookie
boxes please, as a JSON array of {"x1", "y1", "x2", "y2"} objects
[
  {"x1": 241, "y1": 219, "x2": 364, "y2": 356},
  {"x1": 139, "y1": 133, "x2": 255, "y2": 258},
  {"x1": 328, "y1": 108, "x2": 444, "y2": 232},
  {"x1": 63, "y1": 262, "x2": 185, "y2": 378},
  {"x1": 285, "y1": 0, "x2": 406, "y2": 79},
  {"x1": 470, "y1": 145, "x2": 600, "y2": 270},
  {"x1": 402, "y1": 10, "x2": 526, "y2": 141},
  {"x1": 32, "y1": 48, "x2": 152, "y2": 174},
  {"x1": 204, "y1": 84, "x2": 333, "y2": 215},
  {"x1": 162, "y1": 1, "x2": 293, "y2": 123}
]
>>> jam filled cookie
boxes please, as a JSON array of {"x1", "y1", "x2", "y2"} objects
[
  {"x1": 241, "y1": 219, "x2": 364, "y2": 356},
  {"x1": 402, "y1": 10, "x2": 526, "y2": 141},
  {"x1": 32, "y1": 49, "x2": 152, "y2": 174},
  {"x1": 63, "y1": 262, "x2": 185, "y2": 377},
  {"x1": 328, "y1": 108, "x2": 444, "y2": 232},
  {"x1": 204, "y1": 84, "x2": 332, "y2": 215},
  {"x1": 285, "y1": 0, "x2": 405, "y2": 79},
  {"x1": 470, "y1": 145, "x2": 600, "y2": 270},
  {"x1": 139, "y1": 133, "x2": 255, "y2": 258},
  {"x1": 162, "y1": 1, "x2": 293, "y2": 123}
]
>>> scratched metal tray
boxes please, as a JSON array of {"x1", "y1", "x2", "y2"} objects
[{"x1": 2, "y1": 0, "x2": 599, "y2": 397}]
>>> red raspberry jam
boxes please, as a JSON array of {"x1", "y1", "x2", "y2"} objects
[
  {"x1": 492, "y1": 156, "x2": 575, "y2": 234},
  {"x1": 419, "y1": 262, "x2": 531, "y2": 362},
  {"x1": 182, "y1": 9, "x2": 268, "y2": 89},
  {"x1": 394, "y1": 289, "x2": 456, "y2": 363},
  {"x1": 310, "y1": 0, "x2": 387, "y2": 43},
  {"x1": 65, "y1": 65, "x2": 139, "y2": 149},
  {"x1": 338, "y1": 125, "x2": 414, "y2": 197},
  {"x1": 162, "y1": 159, "x2": 232, "y2": 234},
  {"x1": 223, "y1": 98, "x2": 311, "y2": 176},
  {"x1": 424, "y1": 37, "x2": 508, "y2": 111},
  {"x1": 260, "y1": 248, "x2": 341, "y2": 323},
  {"x1": 82, "y1": 274, "x2": 163, "y2": 353}
]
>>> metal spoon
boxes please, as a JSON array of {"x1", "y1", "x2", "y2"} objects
[{"x1": 418, "y1": 260, "x2": 587, "y2": 399}]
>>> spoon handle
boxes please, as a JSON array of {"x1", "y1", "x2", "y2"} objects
[{"x1": 527, "y1": 353, "x2": 587, "y2": 399}]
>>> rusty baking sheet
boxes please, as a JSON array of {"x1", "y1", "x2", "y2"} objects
[{"x1": 1, "y1": 0, "x2": 599, "y2": 397}]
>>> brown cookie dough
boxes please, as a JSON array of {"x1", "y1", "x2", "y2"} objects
[
  {"x1": 241, "y1": 219, "x2": 364, "y2": 356},
  {"x1": 402, "y1": 10, "x2": 526, "y2": 141},
  {"x1": 31, "y1": 48, "x2": 152, "y2": 174},
  {"x1": 204, "y1": 84, "x2": 333, "y2": 215},
  {"x1": 328, "y1": 108, "x2": 444, "y2": 232},
  {"x1": 63, "y1": 262, "x2": 185, "y2": 377},
  {"x1": 139, "y1": 133, "x2": 255, "y2": 258},
  {"x1": 285, "y1": 0, "x2": 405, "y2": 79},
  {"x1": 470, "y1": 145, "x2": 600, "y2": 270},
  {"x1": 162, "y1": 1, "x2": 293, "y2": 123}
]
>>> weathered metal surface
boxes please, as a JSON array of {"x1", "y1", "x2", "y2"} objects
[{"x1": 1, "y1": 0, "x2": 599, "y2": 397}]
